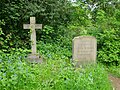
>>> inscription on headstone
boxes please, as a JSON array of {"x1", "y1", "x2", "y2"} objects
[
  {"x1": 23, "y1": 17, "x2": 42, "y2": 63},
  {"x1": 72, "y1": 36, "x2": 97, "y2": 65}
]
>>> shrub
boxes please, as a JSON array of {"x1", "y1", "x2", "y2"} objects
[
  {"x1": 37, "y1": 41, "x2": 72, "y2": 61},
  {"x1": 97, "y1": 29, "x2": 120, "y2": 66}
]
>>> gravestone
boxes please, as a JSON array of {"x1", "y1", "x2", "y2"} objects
[
  {"x1": 23, "y1": 17, "x2": 42, "y2": 63},
  {"x1": 72, "y1": 36, "x2": 97, "y2": 66}
]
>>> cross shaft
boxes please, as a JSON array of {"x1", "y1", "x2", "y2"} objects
[{"x1": 23, "y1": 17, "x2": 42, "y2": 54}]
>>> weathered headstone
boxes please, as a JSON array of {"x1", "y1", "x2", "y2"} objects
[
  {"x1": 72, "y1": 36, "x2": 97, "y2": 66},
  {"x1": 23, "y1": 17, "x2": 42, "y2": 63}
]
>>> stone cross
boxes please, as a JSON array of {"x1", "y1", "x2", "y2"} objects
[{"x1": 23, "y1": 17, "x2": 42, "y2": 54}]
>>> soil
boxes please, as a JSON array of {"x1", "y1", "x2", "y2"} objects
[{"x1": 109, "y1": 75, "x2": 120, "y2": 90}]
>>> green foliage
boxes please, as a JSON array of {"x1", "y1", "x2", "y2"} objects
[
  {"x1": 0, "y1": 20, "x2": 13, "y2": 52},
  {"x1": 107, "y1": 66, "x2": 120, "y2": 78},
  {"x1": 35, "y1": 61, "x2": 112, "y2": 90},
  {"x1": 0, "y1": 51, "x2": 112, "y2": 90},
  {"x1": 0, "y1": 0, "x2": 72, "y2": 51},
  {"x1": 37, "y1": 41, "x2": 72, "y2": 61},
  {"x1": 95, "y1": 9, "x2": 120, "y2": 66},
  {"x1": 97, "y1": 29, "x2": 120, "y2": 65},
  {"x1": 41, "y1": 25, "x2": 54, "y2": 42},
  {"x1": 0, "y1": 52, "x2": 38, "y2": 90}
]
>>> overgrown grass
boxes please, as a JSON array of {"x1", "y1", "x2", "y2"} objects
[
  {"x1": 34, "y1": 60, "x2": 112, "y2": 90},
  {"x1": 0, "y1": 52, "x2": 37, "y2": 90},
  {"x1": 107, "y1": 66, "x2": 120, "y2": 78},
  {"x1": 0, "y1": 42, "x2": 112, "y2": 90}
]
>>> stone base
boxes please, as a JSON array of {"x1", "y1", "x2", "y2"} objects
[{"x1": 27, "y1": 54, "x2": 42, "y2": 63}]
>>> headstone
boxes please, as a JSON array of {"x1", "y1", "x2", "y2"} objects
[
  {"x1": 72, "y1": 36, "x2": 97, "y2": 66},
  {"x1": 23, "y1": 17, "x2": 42, "y2": 63}
]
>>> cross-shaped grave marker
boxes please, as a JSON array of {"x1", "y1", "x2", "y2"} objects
[{"x1": 23, "y1": 17, "x2": 42, "y2": 63}]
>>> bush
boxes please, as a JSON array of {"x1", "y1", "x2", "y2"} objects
[
  {"x1": 37, "y1": 41, "x2": 72, "y2": 61},
  {"x1": 0, "y1": 0, "x2": 72, "y2": 50},
  {"x1": 97, "y1": 29, "x2": 120, "y2": 66}
]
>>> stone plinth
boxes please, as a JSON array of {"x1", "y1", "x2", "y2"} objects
[{"x1": 27, "y1": 54, "x2": 42, "y2": 63}]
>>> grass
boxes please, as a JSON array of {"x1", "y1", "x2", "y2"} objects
[
  {"x1": 0, "y1": 47, "x2": 112, "y2": 90},
  {"x1": 107, "y1": 65, "x2": 120, "y2": 78},
  {"x1": 1, "y1": 41, "x2": 117, "y2": 90}
]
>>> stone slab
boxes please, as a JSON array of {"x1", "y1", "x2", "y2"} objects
[{"x1": 72, "y1": 36, "x2": 97, "y2": 66}]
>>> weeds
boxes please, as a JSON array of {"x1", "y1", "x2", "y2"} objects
[{"x1": 0, "y1": 49, "x2": 112, "y2": 90}]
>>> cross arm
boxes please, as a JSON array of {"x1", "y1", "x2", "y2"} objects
[
  {"x1": 35, "y1": 24, "x2": 42, "y2": 29},
  {"x1": 23, "y1": 24, "x2": 42, "y2": 29},
  {"x1": 23, "y1": 24, "x2": 30, "y2": 29}
]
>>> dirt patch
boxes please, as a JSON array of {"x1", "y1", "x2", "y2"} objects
[{"x1": 109, "y1": 75, "x2": 120, "y2": 90}]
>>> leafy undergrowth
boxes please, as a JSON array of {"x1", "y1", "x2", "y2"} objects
[
  {"x1": 0, "y1": 49, "x2": 112, "y2": 90},
  {"x1": 107, "y1": 66, "x2": 120, "y2": 78},
  {"x1": 37, "y1": 41, "x2": 72, "y2": 61}
]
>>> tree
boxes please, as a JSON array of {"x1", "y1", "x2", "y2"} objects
[{"x1": 0, "y1": 0, "x2": 72, "y2": 51}]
